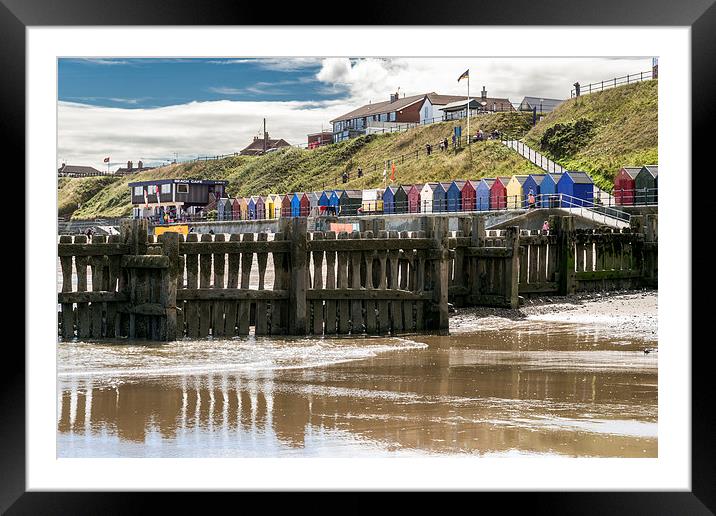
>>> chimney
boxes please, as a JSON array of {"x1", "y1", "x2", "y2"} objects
[
  {"x1": 390, "y1": 92, "x2": 398, "y2": 103},
  {"x1": 481, "y1": 86, "x2": 487, "y2": 100},
  {"x1": 138, "y1": 160, "x2": 143, "y2": 170},
  {"x1": 127, "y1": 160, "x2": 133, "y2": 171},
  {"x1": 253, "y1": 136, "x2": 258, "y2": 141}
]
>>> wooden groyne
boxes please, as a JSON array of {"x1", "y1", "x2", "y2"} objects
[{"x1": 57, "y1": 213, "x2": 657, "y2": 340}]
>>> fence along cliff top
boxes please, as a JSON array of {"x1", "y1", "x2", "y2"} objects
[{"x1": 58, "y1": 214, "x2": 657, "y2": 341}]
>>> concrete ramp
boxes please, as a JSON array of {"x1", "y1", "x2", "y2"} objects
[{"x1": 488, "y1": 207, "x2": 629, "y2": 231}]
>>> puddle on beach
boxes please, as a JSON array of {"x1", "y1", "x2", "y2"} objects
[{"x1": 57, "y1": 310, "x2": 657, "y2": 458}]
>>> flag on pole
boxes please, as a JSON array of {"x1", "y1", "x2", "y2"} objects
[
  {"x1": 458, "y1": 69, "x2": 469, "y2": 82},
  {"x1": 390, "y1": 162, "x2": 396, "y2": 182},
  {"x1": 103, "y1": 156, "x2": 110, "y2": 163}
]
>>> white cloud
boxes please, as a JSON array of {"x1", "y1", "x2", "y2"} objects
[
  {"x1": 58, "y1": 99, "x2": 346, "y2": 171},
  {"x1": 315, "y1": 57, "x2": 653, "y2": 106}
]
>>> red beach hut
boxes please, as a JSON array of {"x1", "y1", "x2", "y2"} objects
[
  {"x1": 281, "y1": 194, "x2": 292, "y2": 217},
  {"x1": 490, "y1": 177, "x2": 510, "y2": 210},
  {"x1": 407, "y1": 184, "x2": 421, "y2": 213},
  {"x1": 613, "y1": 167, "x2": 641, "y2": 206},
  {"x1": 299, "y1": 193, "x2": 311, "y2": 216},
  {"x1": 461, "y1": 180, "x2": 477, "y2": 212}
]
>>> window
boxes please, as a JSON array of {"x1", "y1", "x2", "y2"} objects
[
  {"x1": 161, "y1": 183, "x2": 171, "y2": 194},
  {"x1": 134, "y1": 186, "x2": 143, "y2": 196},
  {"x1": 147, "y1": 185, "x2": 157, "y2": 195},
  {"x1": 176, "y1": 183, "x2": 189, "y2": 194}
]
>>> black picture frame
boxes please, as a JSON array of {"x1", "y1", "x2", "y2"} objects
[{"x1": 5, "y1": 0, "x2": 711, "y2": 511}]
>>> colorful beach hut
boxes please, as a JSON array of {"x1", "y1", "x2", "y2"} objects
[
  {"x1": 613, "y1": 167, "x2": 641, "y2": 206},
  {"x1": 217, "y1": 197, "x2": 231, "y2": 221},
  {"x1": 307, "y1": 192, "x2": 321, "y2": 216},
  {"x1": 476, "y1": 179, "x2": 494, "y2": 211},
  {"x1": 238, "y1": 197, "x2": 249, "y2": 220},
  {"x1": 394, "y1": 185, "x2": 409, "y2": 214},
  {"x1": 362, "y1": 189, "x2": 384, "y2": 214},
  {"x1": 383, "y1": 186, "x2": 396, "y2": 214},
  {"x1": 339, "y1": 190, "x2": 362, "y2": 216},
  {"x1": 490, "y1": 177, "x2": 510, "y2": 210},
  {"x1": 506, "y1": 175, "x2": 529, "y2": 209},
  {"x1": 461, "y1": 180, "x2": 477, "y2": 212},
  {"x1": 281, "y1": 194, "x2": 292, "y2": 217},
  {"x1": 256, "y1": 196, "x2": 266, "y2": 220},
  {"x1": 299, "y1": 193, "x2": 311, "y2": 216},
  {"x1": 264, "y1": 194, "x2": 278, "y2": 219},
  {"x1": 231, "y1": 198, "x2": 241, "y2": 220},
  {"x1": 635, "y1": 165, "x2": 658, "y2": 205},
  {"x1": 523, "y1": 174, "x2": 546, "y2": 207},
  {"x1": 247, "y1": 197, "x2": 257, "y2": 219},
  {"x1": 446, "y1": 180, "x2": 466, "y2": 212},
  {"x1": 420, "y1": 183, "x2": 440, "y2": 213},
  {"x1": 538, "y1": 173, "x2": 561, "y2": 207},
  {"x1": 407, "y1": 184, "x2": 421, "y2": 213},
  {"x1": 289, "y1": 193, "x2": 302, "y2": 217},
  {"x1": 557, "y1": 171, "x2": 594, "y2": 207}
]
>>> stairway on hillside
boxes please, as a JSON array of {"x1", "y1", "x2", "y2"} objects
[{"x1": 501, "y1": 139, "x2": 614, "y2": 205}]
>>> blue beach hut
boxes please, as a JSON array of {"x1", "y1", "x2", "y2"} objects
[
  {"x1": 290, "y1": 193, "x2": 303, "y2": 217},
  {"x1": 247, "y1": 197, "x2": 257, "y2": 219},
  {"x1": 446, "y1": 180, "x2": 466, "y2": 212},
  {"x1": 539, "y1": 173, "x2": 561, "y2": 207},
  {"x1": 319, "y1": 191, "x2": 330, "y2": 208},
  {"x1": 383, "y1": 186, "x2": 397, "y2": 214},
  {"x1": 434, "y1": 182, "x2": 450, "y2": 213},
  {"x1": 523, "y1": 174, "x2": 546, "y2": 207},
  {"x1": 476, "y1": 178, "x2": 495, "y2": 211},
  {"x1": 557, "y1": 171, "x2": 594, "y2": 207}
]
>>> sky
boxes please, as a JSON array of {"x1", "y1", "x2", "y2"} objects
[{"x1": 58, "y1": 57, "x2": 652, "y2": 171}]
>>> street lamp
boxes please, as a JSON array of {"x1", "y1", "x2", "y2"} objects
[{"x1": 539, "y1": 98, "x2": 544, "y2": 114}]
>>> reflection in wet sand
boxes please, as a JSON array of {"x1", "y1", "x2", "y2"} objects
[{"x1": 58, "y1": 322, "x2": 657, "y2": 457}]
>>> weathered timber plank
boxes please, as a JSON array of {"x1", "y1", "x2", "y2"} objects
[
  {"x1": 307, "y1": 238, "x2": 433, "y2": 252},
  {"x1": 58, "y1": 243, "x2": 130, "y2": 257},
  {"x1": 323, "y1": 231, "x2": 337, "y2": 335},
  {"x1": 255, "y1": 233, "x2": 269, "y2": 336},
  {"x1": 179, "y1": 241, "x2": 289, "y2": 254},
  {"x1": 237, "y1": 233, "x2": 254, "y2": 336},
  {"x1": 121, "y1": 255, "x2": 170, "y2": 269}
]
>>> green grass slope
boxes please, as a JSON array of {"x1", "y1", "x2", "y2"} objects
[
  {"x1": 523, "y1": 80, "x2": 658, "y2": 191},
  {"x1": 58, "y1": 176, "x2": 123, "y2": 218},
  {"x1": 61, "y1": 112, "x2": 539, "y2": 219}
]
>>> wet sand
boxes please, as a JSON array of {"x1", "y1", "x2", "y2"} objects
[{"x1": 57, "y1": 291, "x2": 657, "y2": 458}]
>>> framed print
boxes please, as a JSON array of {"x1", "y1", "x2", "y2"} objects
[{"x1": 5, "y1": 0, "x2": 713, "y2": 511}]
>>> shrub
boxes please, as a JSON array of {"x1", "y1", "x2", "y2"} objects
[{"x1": 539, "y1": 118, "x2": 595, "y2": 159}]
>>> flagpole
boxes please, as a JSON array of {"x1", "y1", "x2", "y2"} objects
[{"x1": 467, "y1": 72, "x2": 470, "y2": 146}]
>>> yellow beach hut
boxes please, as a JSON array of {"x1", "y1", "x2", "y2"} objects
[{"x1": 506, "y1": 175, "x2": 529, "y2": 209}]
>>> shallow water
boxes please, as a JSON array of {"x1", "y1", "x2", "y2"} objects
[{"x1": 57, "y1": 315, "x2": 657, "y2": 458}]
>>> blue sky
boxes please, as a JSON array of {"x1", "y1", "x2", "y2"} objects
[
  {"x1": 57, "y1": 57, "x2": 651, "y2": 171},
  {"x1": 58, "y1": 58, "x2": 347, "y2": 108}
]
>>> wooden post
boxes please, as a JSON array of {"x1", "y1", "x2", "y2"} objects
[
  {"x1": 428, "y1": 217, "x2": 449, "y2": 331},
  {"x1": 59, "y1": 235, "x2": 74, "y2": 339},
  {"x1": 557, "y1": 216, "x2": 576, "y2": 295},
  {"x1": 287, "y1": 218, "x2": 308, "y2": 334},
  {"x1": 158, "y1": 232, "x2": 179, "y2": 340},
  {"x1": 504, "y1": 226, "x2": 520, "y2": 309}
]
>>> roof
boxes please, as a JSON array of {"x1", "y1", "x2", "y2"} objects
[
  {"x1": 58, "y1": 164, "x2": 103, "y2": 175},
  {"x1": 440, "y1": 97, "x2": 513, "y2": 112},
  {"x1": 564, "y1": 171, "x2": 594, "y2": 184},
  {"x1": 422, "y1": 182, "x2": 440, "y2": 191},
  {"x1": 495, "y1": 177, "x2": 511, "y2": 186},
  {"x1": 449, "y1": 180, "x2": 467, "y2": 190},
  {"x1": 426, "y1": 93, "x2": 470, "y2": 106},
  {"x1": 510, "y1": 175, "x2": 529, "y2": 185},
  {"x1": 240, "y1": 137, "x2": 291, "y2": 155},
  {"x1": 548, "y1": 173, "x2": 562, "y2": 183},
  {"x1": 330, "y1": 93, "x2": 428, "y2": 123},
  {"x1": 479, "y1": 178, "x2": 496, "y2": 187},
  {"x1": 619, "y1": 167, "x2": 642, "y2": 179},
  {"x1": 115, "y1": 166, "x2": 154, "y2": 175},
  {"x1": 128, "y1": 178, "x2": 227, "y2": 187},
  {"x1": 520, "y1": 97, "x2": 565, "y2": 111},
  {"x1": 341, "y1": 189, "x2": 362, "y2": 199},
  {"x1": 527, "y1": 174, "x2": 547, "y2": 185},
  {"x1": 641, "y1": 165, "x2": 658, "y2": 177}
]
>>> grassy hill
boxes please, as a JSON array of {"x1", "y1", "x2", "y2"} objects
[
  {"x1": 62, "y1": 112, "x2": 538, "y2": 219},
  {"x1": 523, "y1": 80, "x2": 658, "y2": 191}
]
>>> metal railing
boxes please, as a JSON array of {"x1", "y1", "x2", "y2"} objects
[{"x1": 571, "y1": 70, "x2": 655, "y2": 98}]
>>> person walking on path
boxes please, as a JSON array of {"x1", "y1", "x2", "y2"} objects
[
  {"x1": 528, "y1": 189, "x2": 536, "y2": 209},
  {"x1": 542, "y1": 220, "x2": 550, "y2": 233}
]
